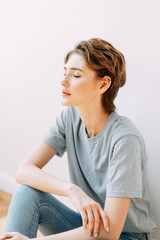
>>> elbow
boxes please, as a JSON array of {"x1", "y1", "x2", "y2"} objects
[{"x1": 15, "y1": 165, "x2": 25, "y2": 184}]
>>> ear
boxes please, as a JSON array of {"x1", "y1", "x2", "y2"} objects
[{"x1": 99, "y1": 76, "x2": 111, "y2": 93}]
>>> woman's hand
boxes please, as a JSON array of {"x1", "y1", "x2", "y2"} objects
[
  {"x1": 0, "y1": 232, "x2": 29, "y2": 240},
  {"x1": 68, "y1": 185, "x2": 109, "y2": 238}
]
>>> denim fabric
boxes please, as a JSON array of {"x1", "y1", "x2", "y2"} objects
[
  {"x1": 5, "y1": 185, "x2": 147, "y2": 240},
  {"x1": 119, "y1": 232, "x2": 148, "y2": 240},
  {"x1": 5, "y1": 185, "x2": 82, "y2": 238}
]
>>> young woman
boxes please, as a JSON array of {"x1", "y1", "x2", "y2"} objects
[{"x1": 1, "y1": 38, "x2": 156, "y2": 240}]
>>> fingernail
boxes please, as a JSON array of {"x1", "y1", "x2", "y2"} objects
[
  {"x1": 94, "y1": 233, "x2": 98, "y2": 238},
  {"x1": 89, "y1": 232, "x2": 92, "y2": 237},
  {"x1": 106, "y1": 227, "x2": 109, "y2": 232}
]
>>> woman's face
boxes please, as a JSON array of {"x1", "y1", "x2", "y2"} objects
[{"x1": 61, "y1": 53, "x2": 102, "y2": 107}]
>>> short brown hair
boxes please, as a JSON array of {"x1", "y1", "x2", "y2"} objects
[{"x1": 64, "y1": 38, "x2": 126, "y2": 113}]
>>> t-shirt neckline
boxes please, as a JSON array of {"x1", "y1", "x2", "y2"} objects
[{"x1": 81, "y1": 111, "x2": 117, "y2": 143}]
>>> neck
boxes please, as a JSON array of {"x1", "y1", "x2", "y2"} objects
[{"x1": 76, "y1": 102, "x2": 109, "y2": 138}]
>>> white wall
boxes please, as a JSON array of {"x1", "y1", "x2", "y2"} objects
[{"x1": 0, "y1": 0, "x2": 160, "y2": 238}]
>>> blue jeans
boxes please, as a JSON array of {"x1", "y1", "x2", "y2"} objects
[{"x1": 5, "y1": 185, "x2": 148, "y2": 240}]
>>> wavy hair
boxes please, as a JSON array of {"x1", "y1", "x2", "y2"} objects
[{"x1": 64, "y1": 38, "x2": 126, "y2": 113}]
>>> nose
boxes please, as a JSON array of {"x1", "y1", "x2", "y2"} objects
[{"x1": 61, "y1": 76, "x2": 69, "y2": 87}]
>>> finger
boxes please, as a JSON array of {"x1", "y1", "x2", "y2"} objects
[
  {"x1": 99, "y1": 208, "x2": 110, "y2": 232},
  {"x1": 79, "y1": 209, "x2": 88, "y2": 229},
  {"x1": 92, "y1": 209, "x2": 101, "y2": 238},
  {"x1": 86, "y1": 207, "x2": 94, "y2": 237}
]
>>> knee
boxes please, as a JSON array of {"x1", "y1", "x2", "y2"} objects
[{"x1": 12, "y1": 185, "x2": 44, "y2": 205}]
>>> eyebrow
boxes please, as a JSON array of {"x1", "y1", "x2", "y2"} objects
[{"x1": 64, "y1": 67, "x2": 84, "y2": 72}]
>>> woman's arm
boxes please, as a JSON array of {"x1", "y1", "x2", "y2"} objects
[
  {"x1": 100, "y1": 196, "x2": 131, "y2": 239},
  {"x1": 15, "y1": 141, "x2": 109, "y2": 234},
  {"x1": 15, "y1": 142, "x2": 128, "y2": 239},
  {"x1": 45, "y1": 197, "x2": 130, "y2": 240},
  {"x1": 49, "y1": 196, "x2": 130, "y2": 240},
  {"x1": 15, "y1": 141, "x2": 72, "y2": 196}
]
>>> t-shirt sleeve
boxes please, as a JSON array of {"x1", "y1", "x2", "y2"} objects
[
  {"x1": 42, "y1": 110, "x2": 67, "y2": 157},
  {"x1": 106, "y1": 135, "x2": 142, "y2": 198}
]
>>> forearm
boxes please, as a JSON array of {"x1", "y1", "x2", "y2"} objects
[
  {"x1": 16, "y1": 164, "x2": 74, "y2": 197},
  {"x1": 35, "y1": 225, "x2": 117, "y2": 240},
  {"x1": 15, "y1": 142, "x2": 75, "y2": 197},
  {"x1": 45, "y1": 197, "x2": 130, "y2": 240}
]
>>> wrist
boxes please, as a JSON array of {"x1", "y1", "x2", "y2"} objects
[{"x1": 67, "y1": 183, "x2": 80, "y2": 198}]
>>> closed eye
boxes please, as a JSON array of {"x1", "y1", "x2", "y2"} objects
[{"x1": 74, "y1": 75, "x2": 80, "y2": 78}]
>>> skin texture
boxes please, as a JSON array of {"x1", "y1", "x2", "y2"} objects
[
  {"x1": 62, "y1": 53, "x2": 102, "y2": 107},
  {"x1": 1, "y1": 53, "x2": 131, "y2": 240},
  {"x1": 61, "y1": 53, "x2": 111, "y2": 138}
]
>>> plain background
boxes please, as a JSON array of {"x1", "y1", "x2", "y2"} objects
[{"x1": 0, "y1": 0, "x2": 160, "y2": 239}]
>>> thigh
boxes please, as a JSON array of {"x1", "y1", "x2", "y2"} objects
[
  {"x1": 119, "y1": 232, "x2": 148, "y2": 240},
  {"x1": 5, "y1": 185, "x2": 82, "y2": 237},
  {"x1": 37, "y1": 192, "x2": 82, "y2": 235}
]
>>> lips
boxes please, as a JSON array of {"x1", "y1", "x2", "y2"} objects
[{"x1": 62, "y1": 91, "x2": 71, "y2": 95}]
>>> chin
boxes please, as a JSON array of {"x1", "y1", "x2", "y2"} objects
[{"x1": 61, "y1": 101, "x2": 73, "y2": 106}]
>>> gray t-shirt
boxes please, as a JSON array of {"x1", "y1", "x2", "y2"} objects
[{"x1": 42, "y1": 106, "x2": 156, "y2": 237}]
